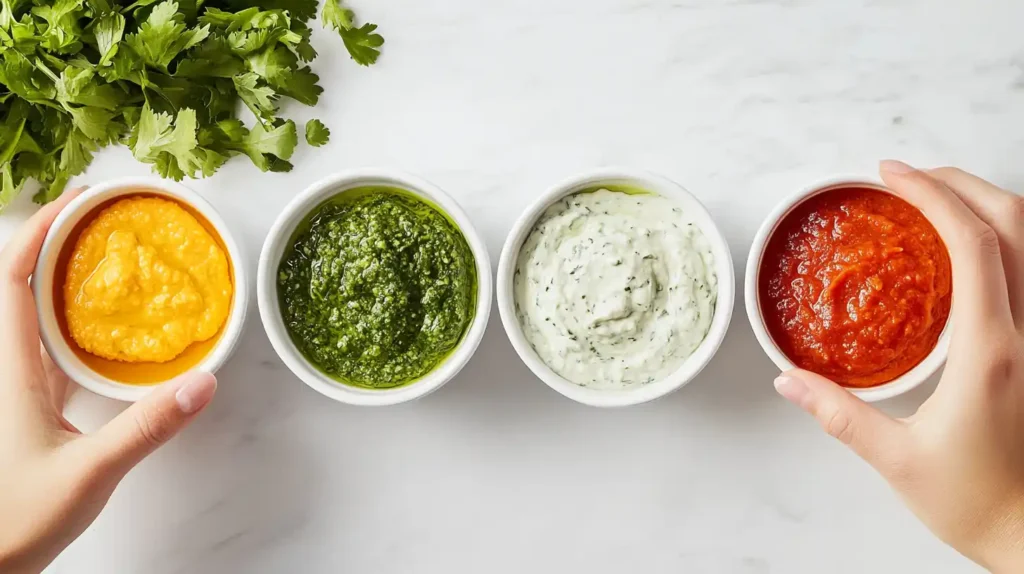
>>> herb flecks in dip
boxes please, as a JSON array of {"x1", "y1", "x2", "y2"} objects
[
  {"x1": 278, "y1": 188, "x2": 477, "y2": 389},
  {"x1": 759, "y1": 187, "x2": 952, "y2": 387},
  {"x1": 64, "y1": 196, "x2": 232, "y2": 363},
  {"x1": 514, "y1": 189, "x2": 717, "y2": 389}
]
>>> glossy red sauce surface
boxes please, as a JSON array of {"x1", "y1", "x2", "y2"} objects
[{"x1": 759, "y1": 187, "x2": 952, "y2": 387}]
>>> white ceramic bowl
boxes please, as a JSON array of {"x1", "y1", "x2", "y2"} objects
[
  {"x1": 744, "y1": 176, "x2": 951, "y2": 402},
  {"x1": 257, "y1": 169, "x2": 492, "y2": 406},
  {"x1": 497, "y1": 168, "x2": 735, "y2": 408},
  {"x1": 33, "y1": 177, "x2": 250, "y2": 403}
]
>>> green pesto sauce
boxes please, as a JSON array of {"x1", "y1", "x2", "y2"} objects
[{"x1": 277, "y1": 188, "x2": 477, "y2": 389}]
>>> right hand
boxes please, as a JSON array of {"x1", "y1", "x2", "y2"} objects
[{"x1": 774, "y1": 161, "x2": 1024, "y2": 572}]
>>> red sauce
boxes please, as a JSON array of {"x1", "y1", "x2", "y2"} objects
[{"x1": 759, "y1": 187, "x2": 952, "y2": 387}]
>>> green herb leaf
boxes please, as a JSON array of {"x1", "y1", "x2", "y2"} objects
[
  {"x1": 0, "y1": 167, "x2": 21, "y2": 211},
  {"x1": 66, "y1": 105, "x2": 119, "y2": 141},
  {"x1": 32, "y1": 0, "x2": 86, "y2": 53},
  {"x1": 241, "y1": 119, "x2": 296, "y2": 170},
  {"x1": 304, "y1": 119, "x2": 329, "y2": 147},
  {"x1": 338, "y1": 23, "x2": 383, "y2": 66},
  {"x1": 279, "y1": 66, "x2": 322, "y2": 106},
  {"x1": 322, "y1": 0, "x2": 354, "y2": 30},
  {"x1": 93, "y1": 11, "x2": 125, "y2": 66},
  {"x1": 232, "y1": 72, "x2": 277, "y2": 124},
  {"x1": 176, "y1": 36, "x2": 246, "y2": 78},
  {"x1": 322, "y1": 0, "x2": 383, "y2": 66}
]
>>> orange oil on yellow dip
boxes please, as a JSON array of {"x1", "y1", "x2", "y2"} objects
[{"x1": 56, "y1": 194, "x2": 233, "y2": 385}]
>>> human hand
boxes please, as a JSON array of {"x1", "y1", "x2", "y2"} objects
[
  {"x1": 774, "y1": 162, "x2": 1024, "y2": 572},
  {"x1": 0, "y1": 189, "x2": 218, "y2": 574}
]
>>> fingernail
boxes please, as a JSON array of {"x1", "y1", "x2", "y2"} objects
[
  {"x1": 175, "y1": 373, "x2": 217, "y2": 414},
  {"x1": 880, "y1": 159, "x2": 916, "y2": 175},
  {"x1": 774, "y1": 375, "x2": 810, "y2": 405}
]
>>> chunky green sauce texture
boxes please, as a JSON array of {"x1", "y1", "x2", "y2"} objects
[{"x1": 278, "y1": 188, "x2": 477, "y2": 389}]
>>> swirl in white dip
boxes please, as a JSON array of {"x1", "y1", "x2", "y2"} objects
[{"x1": 513, "y1": 189, "x2": 717, "y2": 389}]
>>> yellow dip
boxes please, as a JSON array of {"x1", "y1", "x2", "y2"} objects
[{"x1": 64, "y1": 196, "x2": 232, "y2": 364}]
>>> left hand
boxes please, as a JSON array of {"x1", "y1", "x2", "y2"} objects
[{"x1": 0, "y1": 189, "x2": 218, "y2": 574}]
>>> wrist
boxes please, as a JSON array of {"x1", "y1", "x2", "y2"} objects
[
  {"x1": 981, "y1": 544, "x2": 1024, "y2": 574},
  {"x1": 974, "y1": 496, "x2": 1024, "y2": 573},
  {"x1": 0, "y1": 546, "x2": 45, "y2": 574}
]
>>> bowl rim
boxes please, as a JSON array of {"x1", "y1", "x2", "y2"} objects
[
  {"x1": 256, "y1": 168, "x2": 492, "y2": 406},
  {"x1": 743, "y1": 175, "x2": 952, "y2": 403},
  {"x1": 32, "y1": 176, "x2": 250, "y2": 403},
  {"x1": 496, "y1": 167, "x2": 736, "y2": 408}
]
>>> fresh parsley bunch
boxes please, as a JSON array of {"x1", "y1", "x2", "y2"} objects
[{"x1": 0, "y1": 0, "x2": 383, "y2": 210}]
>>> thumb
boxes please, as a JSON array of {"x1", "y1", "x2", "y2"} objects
[
  {"x1": 88, "y1": 371, "x2": 217, "y2": 476},
  {"x1": 775, "y1": 369, "x2": 908, "y2": 470}
]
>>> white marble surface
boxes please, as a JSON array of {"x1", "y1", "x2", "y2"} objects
[{"x1": 3, "y1": 0, "x2": 1023, "y2": 572}]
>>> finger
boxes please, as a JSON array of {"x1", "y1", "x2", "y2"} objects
[
  {"x1": 0, "y1": 188, "x2": 85, "y2": 382},
  {"x1": 928, "y1": 167, "x2": 1024, "y2": 331},
  {"x1": 0, "y1": 187, "x2": 85, "y2": 283},
  {"x1": 85, "y1": 372, "x2": 217, "y2": 478},
  {"x1": 41, "y1": 345, "x2": 73, "y2": 413},
  {"x1": 880, "y1": 161, "x2": 1014, "y2": 336},
  {"x1": 775, "y1": 370, "x2": 909, "y2": 475},
  {"x1": 19, "y1": 344, "x2": 80, "y2": 434}
]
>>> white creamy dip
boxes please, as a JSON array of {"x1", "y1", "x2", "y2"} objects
[{"x1": 514, "y1": 189, "x2": 717, "y2": 389}]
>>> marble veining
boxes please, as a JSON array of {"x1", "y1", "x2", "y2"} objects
[{"x1": 1, "y1": 0, "x2": 1021, "y2": 572}]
